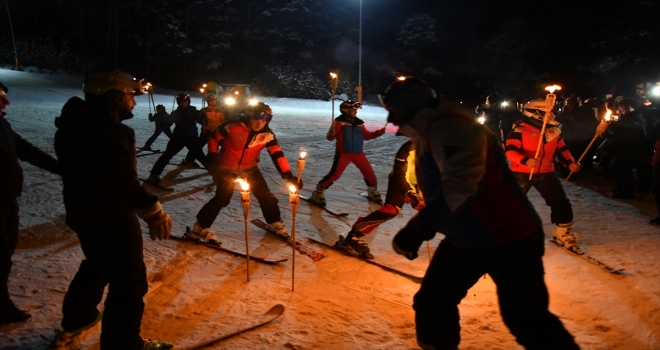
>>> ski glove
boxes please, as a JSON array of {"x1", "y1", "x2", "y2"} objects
[
  {"x1": 136, "y1": 202, "x2": 172, "y2": 241},
  {"x1": 392, "y1": 225, "x2": 425, "y2": 261},
  {"x1": 282, "y1": 172, "x2": 303, "y2": 191},
  {"x1": 404, "y1": 191, "x2": 425, "y2": 211}
]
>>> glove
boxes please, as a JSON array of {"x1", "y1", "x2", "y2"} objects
[
  {"x1": 568, "y1": 162, "x2": 581, "y2": 173},
  {"x1": 148, "y1": 113, "x2": 155, "y2": 122},
  {"x1": 525, "y1": 158, "x2": 539, "y2": 169},
  {"x1": 392, "y1": 225, "x2": 425, "y2": 260},
  {"x1": 404, "y1": 191, "x2": 425, "y2": 211},
  {"x1": 136, "y1": 202, "x2": 172, "y2": 241},
  {"x1": 282, "y1": 172, "x2": 303, "y2": 190},
  {"x1": 376, "y1": 127, "x2": 386, "y2": 136}
]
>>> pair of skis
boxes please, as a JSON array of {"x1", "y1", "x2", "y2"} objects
[
  {"x1": 251, "y1": 219, "x2": 325, "y2": 261},
  {"x1": 548, "y1": 237, "x2": 624, "y2": 275}
]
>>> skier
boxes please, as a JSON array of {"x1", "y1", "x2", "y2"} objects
[
  {"x1": 141, "y1": 104, "x2": 172, "y2": 151},
  {"x1": 505, "y1": 99, "x2": 583, "y2": 252},
  {"x1": 146, "y1": 93, "x2": 208, "y2": 185},
  {"x1": 0, "y1": 81, "x2": 60, "y2": 326},
  {"x1": 382, "y1": 77, "x2": 580, "y2": 350},
  {"x1": 189, "y1": 102, "x2": 301, "y2": 242},
  {"x1": 310, "y1": 100, "x2": 386, "y2": 206},
  {"x1": 183, "y1": 94, "x2": 225, "y2": 164},
  {"x1": 341, "y1": 140, "x2": 423, "y2": 259},
  {"x1": 52, "y1": 69, "x2": 172, "y2": 349}
]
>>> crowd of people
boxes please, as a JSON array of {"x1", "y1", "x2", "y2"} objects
[{"x1": 3, "y1": 67, "x2": 660, "y2": 349}]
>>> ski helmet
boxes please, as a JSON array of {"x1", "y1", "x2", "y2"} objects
[
  {"x1": 156, "y1": 104, "x2": 165, "y2": 111},
  {"x1": 246, "y1": 102, "x2": 273, "y2": 122},
  {"x1": 340, "y1": 100, "x2": 361, "y2": 114},
  {"x1": 522, "y1": 99, "x2": 547, "y2": 119},
  {"x1": 379, "y1": 77, "x2": 437, "y2": 110},
  {"x1": 83, "y1": 69, "x2": 147, "y2": 95},
  {"x1": 176, "y1": 93, "x2": 191, "y2": 103},
  {"x1": 205, "y1": 94, "x2": 218, "y2": 102}
]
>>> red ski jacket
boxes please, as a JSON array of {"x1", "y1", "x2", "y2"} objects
[
  {"x1": 327, "y1": 114, "x2": 381, "y2": 153},
  {"x1": 208, "y1": 120, "x2": 291, "y2": 173},
  {"x1": 505, "y1": 118, "x2": 574, "y2": 174}
]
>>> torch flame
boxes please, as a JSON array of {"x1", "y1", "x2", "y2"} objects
[
  {"x1": 329, "y1": 72, "x2": 337, "y2": 79},
  {"x1": 397, "y1": 76, "x2": 407, "y2": 81},
  {"x1": 235, "y1": 178, "x2": 250, "y2": 191},
  {"x1": 288, "y1": 184, "x2": 297, "y2": 193},
  {"x1": 604, "y1": 109, "x2": 612, "y2": 121},
  {"x1": 203, "y1": 84, "x2": 207, "y2": 88},
  {"x1": 545, "y1": 85, "x2": 561, "y2": 94},
  {"x1": 199, "y1": 88, "x2": 204, "y2": 93},
  {"x1": 300, "y1": 151, "x2": 307, "y2": 159}
]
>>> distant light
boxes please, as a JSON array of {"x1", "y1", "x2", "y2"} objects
[
  {"x1": 501, "y1": 101, "x2": 509, "y2": 107},
  {"x1": 396, "y1": 76, "x2": 406, "y2": 81},
  {"x1": 225, "y1": 97, "x2": 236, "y2": 105},
  {"x1": 477, "y1": 116, "x2": 486, "y2": 124},
  {"x1": 249, "y1": 98, "x2": 258, "y2": 106},
  {"x1": 652, "y1": 86, "x2": 660, "y2": 96}
]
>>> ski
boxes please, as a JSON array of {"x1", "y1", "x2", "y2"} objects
[
  {"x1": 251, "y1": 219, "x2": 325, "y2": 261},
  {"x1": 137, "y1": 147, "x2": 161, "y2": 153},
  {"x1": 181, "y1": 304, "x2": 284, "y2": 350},
  {"x1": 307, "y1": 236, "x2": 423, "y2": 282},
  {"x1": 548, "y1": 237, "x2": 624, "y2": 275},
  {"x1": 358, "y1": 192, "x2": 384, "y2": 205},
  {"x1": 137, "y1": 151, "x2": 163, "y2": 158},
  {"x1": 169, "y1": 232, "x2": 287, "y2": 265},
  {"x1": 139, "y1": 177, "x2": 174, "y2": 192},
  {"x1": 47, "y1": 274, "x2": 164, "y2": 349},
  {"x1": 168, "y1": 162, "x2": 205, "y2": 170},
  {"x1": 268, "y1": 177, "x2": 349, "y2": 217}
]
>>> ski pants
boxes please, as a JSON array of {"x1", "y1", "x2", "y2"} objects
[
  {"x1": 352, "y1": 173, "x2": 407, "y2": 234},
  {"x1": 184, "y1": 129, "x2": 212, "y2": 163},
  {"x1": 414, "y1": 233, "x2": 580, "y2": 349},
  {"x1": 0, "y1": 199, "x2": 19, "y2": 305},
  {"x1": 61, "y1": 218, "x2": 148, "y2": 350},
  {"x1": 151, "y1": 135, "x2": 208, "y2": 176},
  {"x1": 652, "y1": 163, "x2": 660, "y2": 213},
  {"x1": 513, "y1": 172, "x2": 573, "y2": 225},
  {"x1": 197, "y1": 167, "x2": 281, "y2": 229},
  {"x1": 144, "y1": 124, "x2": 172, "y2": 148},
  {"x1": 318, "y1": 152, "x2": 378, "y2": 189}
]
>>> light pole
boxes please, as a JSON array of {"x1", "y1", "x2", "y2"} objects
[{"x1": 357, "y1": 0, "x2": 363, "y2": 104}]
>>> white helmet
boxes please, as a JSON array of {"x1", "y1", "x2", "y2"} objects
[{"x1": 523, "y1": 99, "x2": 558, "y2": 125}]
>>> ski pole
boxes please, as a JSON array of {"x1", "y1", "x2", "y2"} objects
[
  {"x1": 289, "y1": 186, "x2": 300, "y2": 292},
  {"x1": 529, "y1": 85, "x2": 561, "y2": 180},
  {"x1": 563, "y1": 110, "x2": 612, "y2": 185}
]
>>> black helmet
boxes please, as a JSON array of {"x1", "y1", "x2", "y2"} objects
[
  {"x1": 340, "y1": 100, "x2": 361, "y2": 114},
  {"x1": 156, "y1": 104, "x2": 165, "y2": 110},
  {"x1": 176, "y1": 93, "x2": 190, "y2": 102},
  {"x1": 379, "y1": 77, "x2": 436, "y2": 110}
]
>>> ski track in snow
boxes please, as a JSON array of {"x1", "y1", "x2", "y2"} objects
[{"x1": 1, "y1": 69, "x2": 659, "y2": 349}]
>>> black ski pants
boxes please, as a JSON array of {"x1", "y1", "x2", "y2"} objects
[
  {"x1": 151, "y1": 135, "x2": 207, "y2": 176},
  {"x1": 414, "y1": 233, "x2": 580, "y2": 349},
  {"x1": 513, "y1": 172, "x2": 573, "y2": 225},
  {"x1": 652, "y1": 163, "x2": 660, "y2": 213},
  {"x1": 184, "y1": 129, "x2": 211, "y2": 163},
  {"x1": 197, "y1": 167, "x2": 281, "y2": 229},
  {"x1": 0, "y1": 199, "x2": 19, "y2": 305},
  {"x1": 61, "y1": 218, "x2": 147, "y2": 350}
]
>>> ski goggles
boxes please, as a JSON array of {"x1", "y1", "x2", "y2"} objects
[{"x1": 252, "y1": 111, "x2": 273, "y2": 123}]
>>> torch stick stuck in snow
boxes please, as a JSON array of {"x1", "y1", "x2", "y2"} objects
[
  {"x1": 237, "y1": 178, "x2": 251, "y2": 282},
  {"x1": 529, "y1": 85, "x2": 561, "y2": 180},
  {"x1": 563, "y1": 110, "x2": 612, "y2": 185},
  {"x1": 297, "y1": 152, "x2": 306, "y2": 185},
  {"x1": 330, "y1": 72, "x2": 338, "y2": 123},
  {"x1": 289, "y1": 185, "x2": 300, "y2": 292}
]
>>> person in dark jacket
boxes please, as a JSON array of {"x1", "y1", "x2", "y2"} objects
[
  {"x1": 147, "y1": 93, "x2": 208, "y2": 184},
  {"x1": 51, "y1": 70, "x2": 172, "y2": 349},
  {"x1": 381, "y1": 77, "x2": 580, "y2": 350},
  {"x1": 141, "y1": 104, "x2": 172, "y2": 151},
  {"x1": 0, "y1": 81, "x2": 59, "y2": 326}
]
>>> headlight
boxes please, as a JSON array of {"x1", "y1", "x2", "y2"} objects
[
  {"x1": 225, "y1": 97, "x2": 236, "y2": 105},
  {"x1": 249, "y1": 98, "x2": 258, "y2": 106}
]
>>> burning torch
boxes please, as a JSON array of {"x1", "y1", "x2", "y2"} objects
[
  {"x1": 200, "y1": 84, "x2": 207, "y2": 108},
  {"x1": 330, "y1": 72, "x2": 338, "y2": 123},
  {"x1": 236, "y1": 178, "x2": 251, "y2": 282},
  {"x1": 297, "y1": 151, "x2": 306, "y2": 186},
  {"x1": 529, "y1": 85, "x2": 561, "y2": 180},
  {"x1": 562, "y1": 110, "x2": 612, "y2": 185},
  {"x1": 289, "y1": 184, "x2": 300, "y2": 292}
]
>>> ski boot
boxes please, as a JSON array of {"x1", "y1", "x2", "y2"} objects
[
  {"x1": 0, "y1": 299, "x2": 31, "y2": 325},
  {"x1": 310, "y1": 185, "x2": 327, "y2": 207},
  {"x1": 143, "y1": 338, "x2": 174, "y2": 350},
  {"x1": 553, "y1": 222, "x2": 582, "y2": 254},
  {"x1": 180, "y1": 159, "x2": 200, "y2": 167},
  {"x1": 268, "y1": 221, "x2": 290, "y2": 240},
  {"x1": 336, "y1": 230, "x2": 374, "y2": 259},
  {"x1": 47, "y1": 311, "x2": 103, "y2": 349},
  {"x1": 186, "y1": 221, "x2": 221, "y2": 245},
  {"x1": 367, "y1": 185, "x2": 384, "y2": 205},
  {"x1": 146, "y1": 173, "x2": 161, "y2": 185}
]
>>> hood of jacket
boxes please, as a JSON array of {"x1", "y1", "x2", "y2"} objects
[{"x1": 55, "y1": 97, "x2": 130, "y2": 130}]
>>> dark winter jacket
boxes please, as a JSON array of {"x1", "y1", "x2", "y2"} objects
[
  {"x1": 149, "y1": 111, "x2": 172, "y2": 129},
  {"x1": 171, "y1": 105, "x2": 206, "y2": 138},
  {"x1": 54, "y1": 97, "x2": 157, "y2": 230},
  {"x1": 327, "y1": 114, "x2": 380, "y2": 153},
  {"x1": 0, "y1": 112, "x2": 59, "y2": 203},
  {"x1": 398, "y1": 98, "x2": 543, "y2": 249}
]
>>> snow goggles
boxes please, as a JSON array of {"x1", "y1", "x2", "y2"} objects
[{"x1": 252, "y1": 111, "x2": 273, "y2": 122}]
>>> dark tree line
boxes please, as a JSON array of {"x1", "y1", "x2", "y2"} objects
[{"x1": 1, "y1": 0, "x2": 660, "y2": 102}]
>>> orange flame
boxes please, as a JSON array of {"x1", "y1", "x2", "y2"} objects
[
  {"x1": 235, "y1": 178, "x2": 249, "y2": 191},
  {"x1": 604, "y1": 109, "x2": 612, "y2": 121},
  {"x1": 329, "y1": 72, "x2": 337, "y2": 79},
  {"x1": 300, "y1": 151, "x2": 307, "y2": 159},
  {"x1": 288, "y1": 184, "x2": 297, "y2": 193},
  {"x1": 545, "y1": 85, "x2": 561, "y2": 94}
]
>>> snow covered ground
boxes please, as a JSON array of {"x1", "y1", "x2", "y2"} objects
[{"x1": 1, "y1": 68, "x2": 660, "y2": 349}]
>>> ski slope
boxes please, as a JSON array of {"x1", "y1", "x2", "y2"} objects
[{"x1": 1, "y1": 68, "x2": 659, "y2": 349}]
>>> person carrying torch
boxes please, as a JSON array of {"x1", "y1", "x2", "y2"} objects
[
  {"x1": 188, "y1": 102, "x2": 302, "y2": 243},
  {"x1": 505, "y1": 97, "x2": 582, "y2": 252}
]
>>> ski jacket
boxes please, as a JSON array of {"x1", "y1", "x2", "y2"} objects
[
  {"x1": 54, "y1": 97, "x2": 157, "y2": 229},
  {"x1": 149, "y1": 111, "x2": 172, "y2": 129},
  {"x1": 397, "y1": 98, "x2": 543, "y2": 249},
  {"x1": 0, "y1": 112, "x2": 59, "y2": 203},
  {"x1": 200, "y1": 106, "x2": 225, "y2": 133},
  {"x1": 505, "y1": 117, "x2": 574, "y2": 174},
  {"x1": 171, "y1": 105, "x2": 206, "y2": 138},
  {"x1": 208, "y1": 119, "x2": 292, "y2": 174},
  {"x1": 327, "y1": 114, "x2": 381, "y2": 153},
  {"x1": 389, "y1": 140, "x2": 416, "y2": 196}
]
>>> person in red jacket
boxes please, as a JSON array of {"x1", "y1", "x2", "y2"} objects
[
  {"x1": 310, "y1": 100, "x2": 386, "y2": 206},
  {"x1": 189, "y1": 102, "x2": 301, "y2": 242},
  {"x1": 505, "y1": 99, "x2": 582, "y2": 251}
]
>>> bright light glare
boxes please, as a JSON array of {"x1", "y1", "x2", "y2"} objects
[
  {"x1": 248, "y1": 98, "x2": 258, "y2": 106},
  {"x1": 652, "y1": 86, "x2": 660, "y2": 96},
  {"x1": 288, "y1": 185, "x2": 297, "y2": 193},
  {"x1": 477, "y1": 116, "x2": 486, "y2": 124},
  {"x1": 236, "y1": 178, "x2": 249, "y2": 191},
  {"x1": 330, "y1": 72, "x2": 337, "y2": 79},
  {"x1": 604, "y1": 110, "x2": 612, "y2": 121},
  {"x1": 545, "y1": 85, "x2": 561, "y2": 93},
  {"x1": 234, "y1": 91, "x2": 239, "y2": 95},
  {"x1": 397, "y1": 76, "x2": 406, "y2": 81},
  {"x1": 501, "y1": 101, "x2": 509, "y2": 107},
  {"x1": 225, "y1": 97, "x2": 236, "y2": 105},
  {"x1": 300, "y1": 151, "x2": 307, "y2": 159}
]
